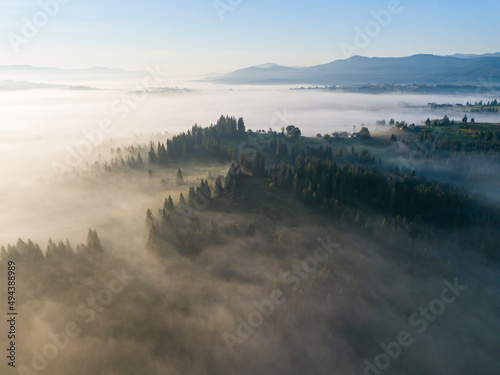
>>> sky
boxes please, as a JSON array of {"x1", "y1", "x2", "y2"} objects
[{"x1": 0, "y1": 0, "x2": 499, "y2": 75}]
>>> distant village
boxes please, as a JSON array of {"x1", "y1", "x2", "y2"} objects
[{"x1": 251, "y1": 112, "x2": 490, "y2": 139}]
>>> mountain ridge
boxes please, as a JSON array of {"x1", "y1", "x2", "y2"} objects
[
  {"x1": 208, "y1": 54, "x2": 500, "y2": 85},
  {"x1": 0, "y1": 65, "x2": 143, "y2": 75}
]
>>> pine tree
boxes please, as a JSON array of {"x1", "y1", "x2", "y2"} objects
[
  {"x1": 147, "y1": 224, "x2": 159, "y2": 254},
  {"x1": 46, "y1": 238, "x2": 57, "y2": 258},
  {"x1": 292, "y1": 172, "x2": 299, "y2": 193},
  {"x1": 25, "y1": 239, "x2": 44, "y2": 268},
  {"x1": 6, "y1": 245, "x2": 20, "y2": 262},
  {"x1": 176, "y1": 169, "x2": 184, "y2": 185},
  {"x1": 200, "y1": 179, "x2": 211, "y2": 198},
  {"x1": 146, "y1": 208, "x2": 155, "y2": 228},
  {"x1": 215, "y1": 175, "x2": 223, "y2": 196},
  {"x1": 237, "y1": 117, "x2": 246, "y2": 135},
  {"x1": 442, "y1": 115, "x2": 450, "y2": 126},
  {"x1": 229, "y1": 116, "x2": 237, "y2": 134},
  {"x1": 253, "y1": 152, "x2": 266, "y2": 178},
  {"x1": 87, "y1": 229, "x2": 103, "y2": 254},
  {"x1": 157, "y1": 143, "x2": 168, "y2": 165},
  {"x1": 163, "y1": 196, "x2": 174, "y2": 211},
  {"x1": 188, "y1": 186, "x2": 196, "y2": 206},
  {"x1": 148, "y1": 144, "x2": 157, "y2": 164},
  {"x1": 137, "y1": 152, "x2": 144, "y2": 166}
]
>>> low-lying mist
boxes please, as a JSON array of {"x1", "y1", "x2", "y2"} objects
[
  {"x1": 2, "y1": 196, "x2": 499, "y2": 375},
  {"x1": 1, "y1": 81, "x2": 499, "y2": 243}
]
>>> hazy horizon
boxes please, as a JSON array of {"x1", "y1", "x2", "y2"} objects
[
  {"x1": 2, "y1": 0, "x2": 500, "y2": 74},
  {"x1": 0, "y1": 50, "x2": 499, "y2": 71}
]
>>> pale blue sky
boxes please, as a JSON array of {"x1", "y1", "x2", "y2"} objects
[{"x1": 0, "y1": 0, "x2": 499, "y2": 75}]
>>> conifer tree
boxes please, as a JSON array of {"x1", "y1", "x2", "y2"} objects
[
  {"x1": 214, "y1": 176, "x2": 223, "y2": 197},
  {"x1": 176, "y1": 169, "x2": 184, "y2": 185},
  {"x1": 148, "y1": 144, "x2": 157, "y2": 164},
  {"x1": 87, "y1": 229, "x2": 103, "y2": 254},
  {"x1": 147, "y1": 224, "x2": 159, "y2": 254},
  {"x1": 146, "y1": 208, "x2": 155, "y2": 228},
  {"x1": 237, "y1": 117, "x2": 246, "y2": 135}
]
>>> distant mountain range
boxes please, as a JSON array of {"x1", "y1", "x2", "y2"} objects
[
  {"x1": 0, "y1": 80, "x2": 96, "y2": 91},
  {"x1": 207, "y1": 54, "x2": 500, "y2": 85},
  {"x1": 0, "y1": 65, "x2": 141, "y2": 75},
  {"x1": 446, "y1": 53, "x2": 500, "y2": 59},
  {"x1": 0, "y1": 65, "x2": 145, "y2": 89}
]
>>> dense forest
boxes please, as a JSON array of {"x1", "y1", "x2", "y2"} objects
[
  {"x1": 5, "y1": 114, "x2": 500, "y2": 267},
  {"x1": 138, "y1": 116, "x2": 500, "y2": 262},
  {"x1": 1, "y1": 114, "x2": 500, "y2": 375}
]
